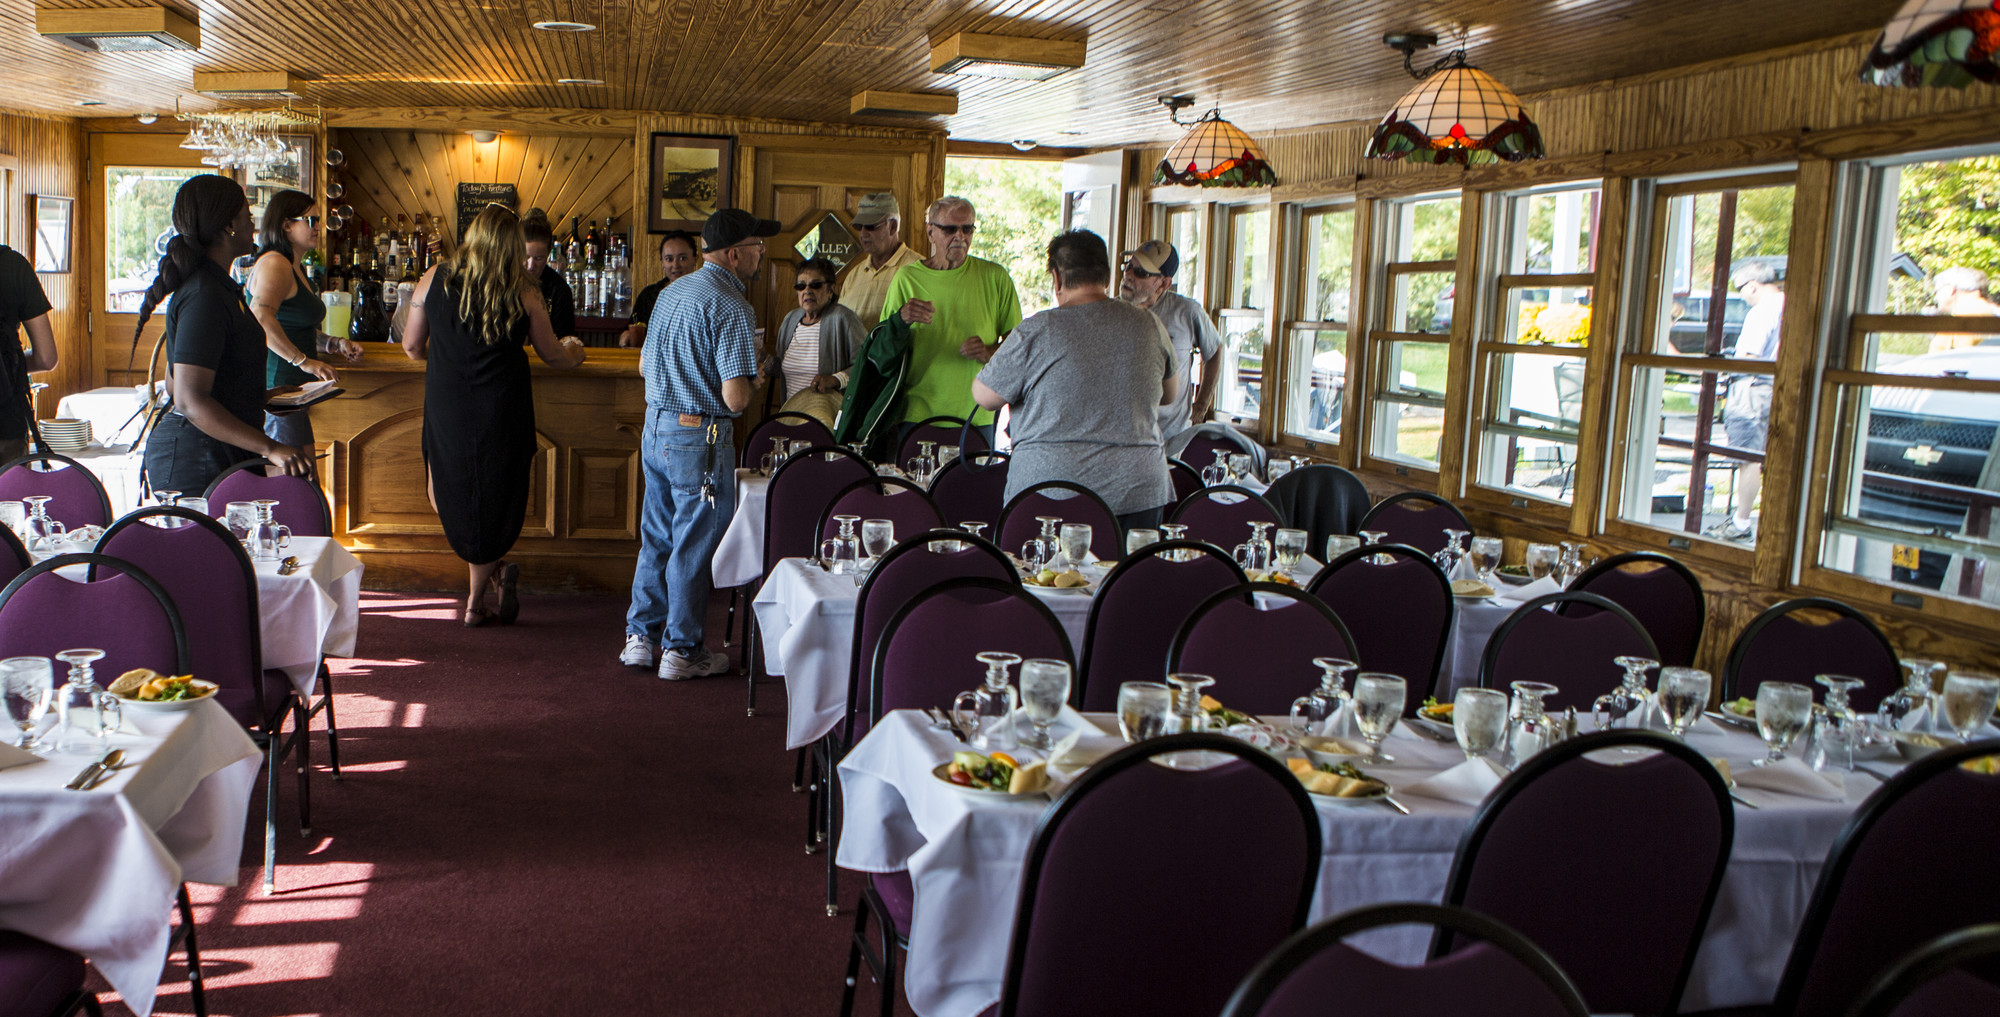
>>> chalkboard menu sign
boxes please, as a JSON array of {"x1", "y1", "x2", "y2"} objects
[{"x1": 457, "y1": 182, "x2": 518, "y2": 241}]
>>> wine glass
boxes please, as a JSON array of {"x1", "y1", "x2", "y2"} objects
[
  {"x1": 1351, "y1": 673, "x2": 1406, "y2": 764},
  {"x1": 1358, "y1": 529, "x2": 1390, "y2": 565},
  {"x1": 1753, "y1": 681, "x2": 1814, "y2": 767},
  {"x1": 1290, "y1": 657, "x2": 1356, "y2": 736},
  {"x1": 1939, "y1": 672, "x2": 2000, "y2": 743},
  {"x1": 1435, "y1": 528, "x2": 1470, "y2": 573},
  {"x1": 1524, "y1": 542, "x2": 1560, "y2": 581},
  {"x1": 1058, "y1": 523, "x2": 1093, "y2": 570},
  {"x1": 1883, "y1": 658, "x2": 1942, "y2": 734},
  {"x1": 958, "y1": 521, "x2": 988, "y2": 543},
  {"x1": 1325, "y1": 534, "x2": 1360, "y2": 561},
  {"x1": 0, "y1": 656, "x2": 53, "y2": 750},
  {"x1": 1125, "y1": 527, "x2": 1160, "y2": 557},
  {"x1": 1159, "y1": 523, "x2": 1191, "y2": 561},
  {"x1": 1656, "y1": 667, "x2": 1712, "y2": 739},
  {"x1": 1273, "y1": 528, "x2": 1309, "y2": 582},
  {"x1": 153, "y1": 489, "x2": 182, "y2": 508},
  {"x1": 1812, "y1": 674, "x2": 1865, "y2": 772},
  {"x1": 1469, "y1": 537, "x2": 1504, "y2": 583},
  {"x1": 1164, "y1": 673, "x2": 1215, "y2": 734},
  {"x1": 1017, "y1": 659, "x2": 1071, "y2": 750},
  {"x1": 1118, "y1": 682, "x2": 1172, "y2": 742},
  {"x1": 1594, "y1": 655, "x2": 1658, "y2": 731},
  {"x1": 1454, "y1": 687, "x2": 1509, "y2": 764}
]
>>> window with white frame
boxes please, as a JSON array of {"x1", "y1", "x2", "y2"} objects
[
  {"x1": 1212, "y1": 205, "x2": 1271, "y2": 426},
  {"x1": 1284, "y1": 201, "x2": 1354, "y2": 446},
  {"x1": 1368, "y1": 193, "x2": 1460, "y2": 469}
]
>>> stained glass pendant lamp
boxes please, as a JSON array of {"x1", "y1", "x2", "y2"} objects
[
  {"x1": 1860, "y1": 0, "x2": 2000, "y2": 87},
  {"x1": 1366, "y1": 32, "x2": 1544, "y2": 166},
  {"x1": 1153, "y1": 95, "x2": 1277, "y2": 187}
]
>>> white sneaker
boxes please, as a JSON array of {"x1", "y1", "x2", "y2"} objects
[
  {"x1": 620, "y1": 634, "x2": 657, "y2": 668},
  {"x1": 659, "y1": 647, "x2": 729, "y2": 681}
]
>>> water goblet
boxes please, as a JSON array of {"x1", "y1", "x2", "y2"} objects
[
  {"x1": 1325, "y1": 534, "x2": 1361, "y2": 562},
  {"x1": 1351, "y1": 673, "x2": 1406, "y2": 764},
  {"x1": 1265, "y1": 458, "x2": 1293, "y2": 483},
  {"x1": 1884, "y1": 658, "x2": 1943, "y2": 734},
  {"x1": 1159, "y1": 523, "x2": 1191, "y2": 561},
  {"x1": 1273, "y1": 528, "x2": 1309, "y2": 581},
  {"x1": 1453, "y1": 687, "x2": 1510, "y2": 764},
  {"x1": 1017, "y1": 659, "x2": 1072, "y2": 750},
  {"x1": 53, "y1": 648, "x2": 118, "y2": 751},
  {"x1": 153, "y1": 489, "x2": 183, "y2": 507},
  {"x1": 1811, "y1": 674, "x2": 1865, "y2": 772},
  {"x1": 936, "y1": 445, "x2": 961, "y2": 471},
  {"x1": 1939, "y1": 672, "x2": 2000, "y2": 743},
  {"x1": 860, "y1": 518, "x2": 896, "y2": 560},
  {"x1": 1117, "y1": 681, "x2": 1173, "y2": 742},
  {"x1": 1556, "y1": 541, "x2": 1590, "y2": 585},
  {"x1": 177, "y1": 496, "x2": 208, "y2": 519},
  {"x1": 1164, "y1": 673, "x2": 1216, "y2": 734},
  {"x1": 1469, "y1": 536, "x2": 1504, "y2": 583},
  {"x1": 1594, "y1": 655, "x2": 1658, "y2": 731},
  {"x1": 0, "y1": 656, "x2": 53, "y2": 750},
  {"x1": 1358, "y1": 529, "x2": 1390, "y2": 565},
  {"x1": 1506, "y1": 681, "x2": 1563, "y2": 765},
  {"x1": 952, "y1": 651, "x2": 1022, "y2": 751},
  {"x1": 1057, "y1": 523, "x2": 1092, "y2": 570},
  {"x1": 1290, "y1": 657, "x2": 1355, "y2": 736},
  {"x1": 1656, "y1": 667, "x2": 1712, "y2": 739},
  {"x1": 1435, "y1": 528, "x2": 1470, "y2": 573},
  {"x1": 1753, "y1": 681, "x2": 1814, "y2": 767},
  {"x1": 1125, "y1": 527, "x2": 1160, "y2": 557},
  {"x1": 1524, "y1": 542, "x2": 1560, "y2": 581},
  {"x1": 1226, "y1": 453, "x2": 1255, "y2": 485}
]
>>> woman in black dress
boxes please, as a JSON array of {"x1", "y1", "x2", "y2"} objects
[
  {"x1": 402, "y1": 204, "x2": 585, "y2": 626},
  {"x1": 135, "y1": 174, "x2": 310, "y2": 493}
]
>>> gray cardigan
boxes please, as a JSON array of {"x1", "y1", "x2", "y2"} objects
[{"x1": 774, "y1": 302, "x2": 866, "y2": 393}]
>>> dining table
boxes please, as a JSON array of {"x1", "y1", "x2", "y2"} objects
[
  {"x1": 0, "y1": 699, "x2": 262, "y2": 1017},
  {"x1": 837, "y1": 708, "x2": 1882, "y2": 1017},
  {"x1": 712, "y1": 469, "x2": 770, "y2": 590}
]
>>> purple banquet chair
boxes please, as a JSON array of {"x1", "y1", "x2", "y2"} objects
[
  {"x1": 1756, "y1": 739, "x2": 2000, "y2": 1017},
  {"x1": 1561, "y1": 551, "x2": 1706, "y2": 668},
  {"x1": 927, "y1": 451, "x2": 1010, "y2": 528},
  {"x1": 984, "y1": 734, "x2": 1320, "y2": 1017},
  {"x1": 203, "y1": 457, "x2": 333, "y2": 537},
  {"x1": 1167, "y1": 484, "x2": 1286, "y2": 548},
  {"x1": 1850, "y1": 924, "x2": 2000, "y2": 1017},
  {"x1": 1167, "y1": 422, "x2": 1267, "y2": 480},
  {"x1": 1169, "y1": 582, "x2": 1357, "y2": 714},
  {"x1": 1722, "y1": 597, "x2": 1900, "y2": 713},
  {"x1": 1308, "y1": 544, "x2": 1454, "y2": 704},
  {"x1": 0, "y1": 525, "x2": 29, "y2": 589},
  {"x1": 745, "y1": 445, "x2": 873, "y2": 714},
  {"x1": 815, "y1": 477, "x2": 943, "y2": 545},
  {"x1": 0, "y1": 931, "x2": 101, "y2": 1017},
  {"x1": 997, "y1": 481, "x2": 1123, "y2": 561},
  {"x1": 1479, "y1": 592, "x2": 1658, "y2": 712},
  {"x1": 1077, "y1": 540, "x2": 1245, "y2": 710},
  {"x1": 1438, "y1": 730, "x2": 1734, "y2": 1017},
  {"x1": 840, "y1": 575, "x2": 1072, "y2": 1017},
  {"x1": 0, "y1": 553, "x2": 187, "y2": 679},
  {"x1": 1166, "y1": 457, "x2": 1203, "y2": 506},
  {"x1": 1221, "y1": 903, "x2": 1589, "y2": 1017},
  {"x1": 1263, "y1": 463, "x2": 1372, "y2": 552},
  {"x1": 740, "y1": 411, "x2": 833, "y2": 468},
  {"x1": 0, "y1": 453, "x2": 111, "y2": 528},
  {"x1": 98, "y1": 506, "x2": 320, "y2": 894},
  {"x1": 898, "y1": 415, "x2": 990, "y2": 464},
  {"x1": 1355, "y1": 491, "x2": 1472, "y2": 556}
]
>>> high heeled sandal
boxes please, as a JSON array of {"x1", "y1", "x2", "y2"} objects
[{"x1": 491, "y1": 561, "x2": 521, "y2": 625}]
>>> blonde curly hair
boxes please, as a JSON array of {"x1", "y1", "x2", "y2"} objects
[{"x1": 451, "y1": 204, "x2": 531, "y2": 345}]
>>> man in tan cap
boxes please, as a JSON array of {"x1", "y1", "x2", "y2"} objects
[
  {"x1": 1120, "y1": 240, "x2": 1221, "y2": 438},
  {"x1": 839, "y1": 192, "x2": 923, "y2": 332}
]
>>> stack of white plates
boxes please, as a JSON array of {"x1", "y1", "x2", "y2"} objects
[{"x1": 38, "y1": 418, "x2": 92, "y2": 452}]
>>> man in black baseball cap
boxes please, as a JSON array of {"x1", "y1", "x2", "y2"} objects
[{"x1": 702, "y1": 208, "x2": 781, "y2": 254}]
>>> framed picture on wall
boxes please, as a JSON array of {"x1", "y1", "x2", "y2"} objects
[
  {"x1": 28, "y1": 195, "x2": 71, "y2": 274},
  {"x1": 648, "y1": 134, "x2": 734, "y2": 234}
]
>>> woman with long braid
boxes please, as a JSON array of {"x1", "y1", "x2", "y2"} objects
[{"x1": 136, "y1": 174, "x2": 310, "y2": 493}]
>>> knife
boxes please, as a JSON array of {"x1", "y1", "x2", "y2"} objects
[
  {"x1": 1855, "y1": 763, "x2": 1900, "y2": 784},
  {"x1": 65, "y1": 747, "x2": 123, "y2": 791},
  {"x1": 1380, "y1": 793, "x2": 1411, "y2": 816}
]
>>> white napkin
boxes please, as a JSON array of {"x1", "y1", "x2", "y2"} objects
[
  {"x1": 1732, "y1": 756, "x2": 1846, "y2": 801},
  {"x1": 1498, "y1": 575, "x2": 1562, "y2": 603},
  {"x1": 1045, "y1": 725, "x2": 1133, "y2": 794},
  {"x1": 1399, "y1": 757, "x2": 1507, "y2": 805},
  {"x1": 1450, "y1": 554, "x2": 1482, "y2": 583},
  {"x1": 0, "y1": 740, "x2": 41, "y2": 770}
]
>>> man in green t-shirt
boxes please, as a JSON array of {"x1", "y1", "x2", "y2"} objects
[{"x1": 879, "y1": 196, "x2": 1022, "y2": 434}]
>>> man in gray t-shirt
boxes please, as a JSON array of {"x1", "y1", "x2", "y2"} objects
[
  {"x1": 976, "y1": 231, "x2": 1180, "y2": 526},
  {"x1": 1120, "y1": 240, "x2": 1220, "y2": 440}
]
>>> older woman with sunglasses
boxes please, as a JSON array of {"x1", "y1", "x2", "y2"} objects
[
  {"x1": 246, "y1": 189, "x2": 358, "y2": 447},
  {"x1": 770, "y1": 257, "x2": 863, "y2": 425}
]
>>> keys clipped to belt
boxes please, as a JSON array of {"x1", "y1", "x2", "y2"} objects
[{"x1": 700, "y1": 421, "x2": 719, "y2": 507}]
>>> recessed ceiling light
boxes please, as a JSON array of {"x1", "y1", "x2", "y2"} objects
[
  {"x1": 76, "y1": 99, "x2": 104, "y2": 106},
  {"x1": 532, "y1": 20, "x2": 595, "y2": 32},
  {"x1": 556, "y1": 78, "x2": 604, "y2": 85}
]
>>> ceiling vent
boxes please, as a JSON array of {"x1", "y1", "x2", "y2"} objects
[
  {"x1": 193, "y1": 71, "x2": 304, "y2": 100},
  {"x1": 35, "y1": 4, "x2": 200, "y2": 52},
  {"x1": 929, "y1": 31, "x2": 1085, "y2": 81}
]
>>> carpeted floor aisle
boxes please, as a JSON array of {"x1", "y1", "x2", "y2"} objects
[{"x1": 92, "y1": 589, "x2": 913, "y2": 1016}]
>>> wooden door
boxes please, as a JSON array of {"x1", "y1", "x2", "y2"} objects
[{"x1": 87, "y1": 133, "x2": 208, "y2": 389}]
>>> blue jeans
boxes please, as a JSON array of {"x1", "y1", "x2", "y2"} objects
[{"x1": 627, "y1": 410, "x2": 736, "y2": 654}]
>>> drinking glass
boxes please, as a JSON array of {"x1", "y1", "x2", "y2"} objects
[
  {"x1": 1265, "y1": 458, "x2": 1293, "y2": 483},
  {"x1": 936, "y1": 445, "x2": 960, "y2": 470},
  {"x1": 1939, "y1": 672, "x2": 2000, "y2": 743},
  {"x1": 1017, "y1": 659, "x2": 1071, "y2": 750},
  {"x1": 1524, "y1": 542, "x2": 1560, "y2": 581},
  {"x1": 819, "y1": 514, "x2": 862, "y2": 574},
  {"x1": 952, "y1": 652, "x2": 1021, "y2": 751},
  {"x1": 1453, "y1": 687, "x2": 1509, "y2": 764},
  {"x1": 21, "y1": 496, "x2": 65, "y2": 554},
  {"x1": 1201, "y1": 450, "x2": 1231, "y2": 487},
  {"x1": 1594, "y1": 655, "x2": 1658, "y2": 731},
  {"x1": 1234, "y1": 521, "x2": 1274, "y2": 574},
  {"x1": 1022, "y1": 516, "x2": 1063, "y2": 571},
  {"x1": 1469, "y1": 537, "x2": 1504, "y2": 582},
  {"x1": 760, "y1": 437, "x2": 788, "y2": 474},
  {"x1": 958, "y1": 521, "x2": 988, "y2": 542},
  {"x1": 177, "y1": 496, "x2": 208, "y2": 518},
  {"x1": 1753, "y1": 681, "x2": 1814, "y2": 767},
  {"x1": 53, "y1": 648, "x2": 118, "y2": 751},
  {"x1": 153, "y1": 489, "x2": 183, "y2": 507},
  {"x1": 1555, "y1": 541, "x2": 1589, "y2": 585},
  {"x1": 1506, "y1": 681, "x2": 1562, "y2": 766},
  {"x1": 1656, "y1": 667, "x2": 1712, "y2": 739},
  {"x1": 1117, "y1": 681, "x2": 1172, "y2": 742},
  {"x1": 1326, "y1": 534, "x2": 1361, "y2": 561},
  {"x1": 1273, "y1": 528, "x2": 1309, "y2": 581},
  {"x1": 1435, "y1": 528, "x2": 1470, "y2": 573},
  {"x1": 906, "y1": 441, "x2": 938, "y2": 485},
  {"x1": 224, "y1": 501, "x2": 259, "y2": 550},
  {"x1": 1226, "y1": 453, "x2": 1255, "y2": 485},
  {"x1": 1164, "y1": 673, "x2": 1215, "y2": 734},
  {"x1": 1359, "y1": 529, "x2": 1391, "y2": 565},
  {"x1": 1159, "y1": 523, "x2": 1191, "y2": 561},
  {"x1": 1290, "y1": 657, "x2": 1356, "y2": 735},
  {"x1": 251, "y1": 499, "x2": 291, "y2": 560},
  {"x1": 1058, "y1": 523, "x2": 1092, "y2": 569},
  {"x1": 0, "y1": 501, "x2": 24, "y2": 541},
  {"x1": 0, "y1": 656, "x2": 53, "y2": 750},
  {"x1": 1351, "y1": 673, "x2": 1406, "y2": 764},
  {"x1": 1125, "y1": 527, "x2": 1160, "y2": 557},
  {"x1": 1883, "y1": 658, "x2": 1943, "y2": 734},
  {"x1": 1811, "y1": 674, "x2": 1865, "y2": 772},
  {"x1": 860, "y1": 518, "x2": 896, "y2": 559}
]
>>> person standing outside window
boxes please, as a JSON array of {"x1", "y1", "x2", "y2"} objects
[
  {"x1": 1119, "y1": 240, "x2": 1221, "y2": 440},
  {"x1": 839, "y1": 193, "x2": 922, "y2": 332},
  {"x1": 880, "y1": 196, "x2": 1021, "y2": 441},
  {"x1": 974, "y1": 230, "x2": 1180, "y2": 531},
  {"x1": 622, "y1": 209, "x2": 774, "y2": 678},
  {"x1": 618, "y1": 230, "x2": 700, "y2": 348},
  {"x1": 0, "y1": 243, "x2": 58, "y2": 465},
  {"x1": 1712, "y1": 261, "x2": 1783, "y2": 542}
]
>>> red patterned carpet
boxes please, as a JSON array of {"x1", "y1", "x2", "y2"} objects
[{"x1": 92, "y1": 589, "x2": 910, "y2": 1016}]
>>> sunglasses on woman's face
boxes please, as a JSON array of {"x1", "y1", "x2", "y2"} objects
[
  {"x1": 794, "y1": 280, "x2": 828, "y2": 291},
  {"x1": 289, "y1": 215, "x2": 321, "y2": 229}
]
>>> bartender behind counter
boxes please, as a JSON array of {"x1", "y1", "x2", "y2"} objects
[
  {"x1": 618, "y1": 230, "x2": 700, "y2": 348},
  {"x1": 522, "y1": 208, "x2": 575, "y2": 338}
]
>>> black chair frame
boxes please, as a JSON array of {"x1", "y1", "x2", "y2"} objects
[
  {"x1": 203, "y1": 456, "x2": 333, "y2": 535},
  {"x1": 0, "y1": 451, "x2": 114, "y2": 525},
  {"x1": 1222, "y1": 902, "x2": 1590, "y2": 1017},
  {"x1": 1433, "y1": 729, "x2": 1734, "y2": 1017},
  {"x1": 2, "y1": 552, "x2": 192, "y2": 671},
  {"x1": 900, "y1": 414, "x2": 989, "y2": 462},
  {"x1": 0, "y1": 522, "x2": 28, "y2": 575},
  {"x1": 926, "y1": 449, "x2": 1011, "y2": 488},
  {"x1": 1720, "y1": 596, "x2": 1898, "y2": 703},
  {"x1": 1166, "y1": 456, "x2": 1203, "y2": 494},
  {"x1": 1168, "y1": 581, "x2": 1358, "y2": 674},
  {"x1": 1075, "y1": 539, "x2": 1244, "y2": 709},
  {"x1": 1357, "y1": 490, "x2": 1474, "y2": 537},
  {"x1": 1172, "y1": 423, "x2": 1269, "y2": 475},
  {"x1": 1307, "y1": 543, "x2": 1455, "y2": 701},
  {"x1": 995, "y1": 733, "x2": 1322, "y2": 1017},
  {"x1": 1560, "y1": 551, "x2": 1706, "y2": 665},
  {"x1": 1167, "y1": 483, "x2": 1289, "y2": 530},
  {"x1": 998, "y1": 480, "x2": 1124, "y2": 545},
  {"x1": 813, "y1": 475, "x2": 941, "y2": 543},
  {"x1": 1850, "y1": 923, "x2": 2000, "y2": 1017},
  {"x1": 747, "y1": 445, "x2": 875, "y2": 716},
  {"x1": 1476, "y1": 591, "x2": 1659, "y2": 694},
  {"x1": 741, "y1": 411, "x2": 834, "y2": 468}
]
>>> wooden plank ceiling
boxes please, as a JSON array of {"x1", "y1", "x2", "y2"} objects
[{"x1": 2, "y1": 0, "x2": 1902, "y2": 147}]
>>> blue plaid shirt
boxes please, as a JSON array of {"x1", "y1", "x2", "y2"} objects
[{"x1": 643, "y1": 261, "x2": 760, "y2": 416}]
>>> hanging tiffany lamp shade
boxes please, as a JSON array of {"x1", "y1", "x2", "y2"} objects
[
  {"x1": 1860, "y1": 0, "x2": 2000, "y2": 87},
  {"x1": 1154, "y1": 110, "x2": 1277, "y2": 187},
  {"x1": 1366, "y1": 58, "x2": 1544, "y2": 166}
]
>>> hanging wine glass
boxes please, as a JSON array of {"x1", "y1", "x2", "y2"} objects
[
  {"x1": 326, "y1": 148, "x2": 346, "y2": 168},
  {"x1": 326, "y1": 181, "x2": 345, "y2": 201}
]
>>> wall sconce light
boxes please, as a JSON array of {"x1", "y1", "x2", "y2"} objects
[{"x1": 466, "y1": 130, "x2": 500, "y2": 144}]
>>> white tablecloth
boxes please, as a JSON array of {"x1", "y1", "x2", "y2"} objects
[
  {"x1": 0, "y1": 699, "x2": 261, "y2": 1017},
  {"x1": 838, "y1": 710, "x2": 1868, "y2": 1017},
  {"x1": 1437, "y1": 580, "x2": 1557, "y2": 699},
  {"x1": 52, "y1": 443, "x2": 147, "y2": 519},
  {"x1": 54, "y1": 387, "x2": 154, "y2": 447},
  {"x1": 713, "y1": 469, "x2": 769, "y2": 589}
]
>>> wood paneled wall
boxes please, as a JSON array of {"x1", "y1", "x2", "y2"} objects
[
  {"x1": 333, "y1": 129, "x2": 635, "y2": 244},
  {"x1": 0, "y1": 111, "x2": 87, "y2": 411}
]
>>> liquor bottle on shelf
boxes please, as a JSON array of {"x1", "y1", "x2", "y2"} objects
[
  {"x1": 381, "y1": 245, "x2": 401, "y2": 318},
  {"x1": 399, "y1": 248, "x2": 420, "y2": 314},
  {"x1": 327, "y1": 254, "x2": 346, "y2": 295},
  {"x1": 351, "y1": 259, "x2": 389, "y2": 343}
]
